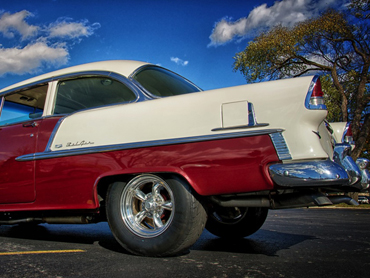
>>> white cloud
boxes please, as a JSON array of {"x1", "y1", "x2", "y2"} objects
[
  {"x1": 48, "y1": 19, "x2": 100, "y2": 39},
  {"x1": 170, "y1": 57, "x2": 189, "y2": 66},
  {"x1": 0, "y1": 10, "x2": 100, "y2": 76},
  {"x1": 208, "y1": 0, "x2": 340, "y2": 46},
  {"x1": 0, "y1": 41, "x2": 68, "y2": 75},
  {"x1": 0, "y1": 10, "x2": 38, "y2": 40}
]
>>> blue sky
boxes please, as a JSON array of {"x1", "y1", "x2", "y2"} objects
[{"x1": 0, "y1": 0, "x2": 346, "y2": 90}]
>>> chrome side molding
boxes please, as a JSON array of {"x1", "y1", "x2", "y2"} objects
[
  {"x1": 17, "y1": 129, "x2": 284, "y2": 162},
  {"x1": 269, "y1": 132, "x2": 292, "y2": 160}
]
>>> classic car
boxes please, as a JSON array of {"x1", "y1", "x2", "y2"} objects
[
  {"x1": 0, "y1": 60, "x2": 369, "y2": 257},
  {"x1": 358, "y1": 196, "x2": 369, "y2": 204}
]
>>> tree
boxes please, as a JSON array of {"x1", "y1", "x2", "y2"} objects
[{"x1": 233, "y1": 0, "x2": 370, "y2": 160}]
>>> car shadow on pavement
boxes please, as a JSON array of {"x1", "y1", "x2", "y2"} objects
[
  {"x1": 1, "y1": 222, "x2": 111, "y2": 244},
  {"x1": 0, "y1": 223, "x2": 316, "y2": 257},
  {"x1": 0, "y1": 222, "x2": 131, "y2": 255},
  {"x1": 191, "y1": 229, "x2": 316, "y2": 256}
]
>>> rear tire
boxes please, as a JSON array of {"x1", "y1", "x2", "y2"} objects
[
  {"x1": 106, "y1": 174, "x2": 206, "y2": 257},
  {"x1": 206, "y1": 206, "x2": 268, "y2": 238}
]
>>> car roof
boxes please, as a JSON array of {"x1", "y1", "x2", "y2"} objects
[{"x1": 0, "y1": 60, "x2": 150, "y2": 93}]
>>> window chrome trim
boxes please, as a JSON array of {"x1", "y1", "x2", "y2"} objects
[
  {"x1": 129, "y1": 64, "x2": 202, "y2": 99},
  {"x1": 54, "y1": 71, "x2": 143, "y2": 104},
  {"x1": 16, "y1": 129, "x2": 284, "y2": 162},
  {"x1": 0, "y1": 79, "x2": 51, "y2": 97},
  {"x1": 0, "y1": 71, "x2": 145, "y2": 108},
  {"x1": 0, "y1": 96, "x2": 4, "y2": 119}
]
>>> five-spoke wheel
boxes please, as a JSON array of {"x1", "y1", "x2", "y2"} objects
[
  {"x1": 120, "y1": 175, "x2": 174, "y2": 238},
  {"x1": 106, "y1": 174, "x2": 206, "y2": 257}
]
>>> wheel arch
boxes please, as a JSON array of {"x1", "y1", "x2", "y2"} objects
[{"x1": 94, "y1": 171, "x2": 201, "y2": 211}]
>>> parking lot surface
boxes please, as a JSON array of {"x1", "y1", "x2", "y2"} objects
[{"x1": 0, "y1": 208, "x2": 369, "y2": 278}]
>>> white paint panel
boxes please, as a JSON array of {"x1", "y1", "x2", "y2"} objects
[{"x1": 49, "y1": 75, "x2": 329, "y2": 161}]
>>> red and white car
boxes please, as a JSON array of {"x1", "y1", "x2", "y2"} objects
[{"x1": 0, "y1": 60, "x2": 368, "y2": 256}]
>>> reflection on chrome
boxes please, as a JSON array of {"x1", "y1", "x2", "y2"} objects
[
  {"x1": 333, "y1": 143, "x2": 362, "y2": 185},
  {"x1": 269, "y1": 159, "x2": 349, "y2": 187}
]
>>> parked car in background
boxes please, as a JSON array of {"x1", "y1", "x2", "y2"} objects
[
  {"x1": 358, "y1": 196, "x2": 370, "y2": 204},
  {"x1": 0, "y1": 60, "x2": 369, "y2": 256}
]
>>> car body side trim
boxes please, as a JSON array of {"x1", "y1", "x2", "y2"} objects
[
  {"x1": 269, "y1": 132, "x2": 292, "y2": 160},
  {"x1": 16, "y1": 129, "x2": 283, "y2": 161}
]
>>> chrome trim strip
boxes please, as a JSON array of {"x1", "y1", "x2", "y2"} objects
[
  {"x1": 248, "y1": 102, "x2": 257, "y2": 126},
  {"x1": 16, "y1": 129, "x2": 283, "y2": 161},
  {"x1": 0, "y1": 96, "x2": 4, "y2": 119},
  {"x1": 44, "y1": 117, "x2": 66, "y2": 151},
  {"x1": 269, "y1": 132, "x2": 292, "y2": 160},
  {"x1": 212, "y1": 123, "x2": 269, "y2": 132}
]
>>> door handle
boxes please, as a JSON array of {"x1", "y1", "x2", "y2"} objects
[{"x1": 23, "y1": 122, "x2": 39, "y2": 128}]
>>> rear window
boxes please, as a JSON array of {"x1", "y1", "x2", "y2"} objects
[
  {"x1": 132, "y1": 66, "x2": 201, "y2": 97},
  {"x1": 53, "y1": 77, "x2": 137, "y2": 114}
]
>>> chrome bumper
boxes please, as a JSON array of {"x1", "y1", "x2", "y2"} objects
[
  {"x1": 269, "y1": 143, "x2": 369, "y2": 191},
  {"x1": 356, "y1": 158, "x2": 370, "y2": 191}
]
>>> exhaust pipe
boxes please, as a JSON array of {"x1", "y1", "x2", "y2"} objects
[
  {"x1": 328, "y1": 196, "x2": 358, "y2": 206},
  {"x1": 209, "y1": 192, "x2": 344, "y2": 209},
  {"x1": 0, "y1": 216, "x2": 93, "y2": 225}
]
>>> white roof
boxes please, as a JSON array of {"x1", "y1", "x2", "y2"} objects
[{"x1": 0, "y1": 60, "x2": 150, "y2": 93}]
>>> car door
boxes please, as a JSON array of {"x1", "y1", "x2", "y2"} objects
[{"x1": 0, "y1": 84, "x2": 47, "y2": 204}]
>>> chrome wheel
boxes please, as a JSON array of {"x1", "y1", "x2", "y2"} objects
[
  {"x1": 120, "y1": 174, "x2": 174, "y2": 238},
  {"x1": 106, "y1": 174, "x2": 206, "y2": 256}
]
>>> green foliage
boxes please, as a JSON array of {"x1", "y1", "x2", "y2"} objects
[
  {"x1": 349, "y1": 0, "x2": 370, "y2": 19},
  {"x1": 233, "y1": 10, "x2": 351, "y2": 83},
  {"x1": 233, "y1": 0, "x2": 370, "y2": 160},
  {"x1": 321, "y1": 75, "x2": 342, "y2": 122}
]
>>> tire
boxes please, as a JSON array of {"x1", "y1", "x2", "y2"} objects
[
  {"x1": 206, "y1": 206, "x2": 268, "y2": 238},
  {"x1": 106, "y1": 174, "x2": 207, "y2": 257}
]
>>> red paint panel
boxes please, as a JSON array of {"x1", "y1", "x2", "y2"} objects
[
  {"x1": 36, "y1": 117, "x2": 63, "y2": 152},
  {"x1": 0, "y1": 122, "x2": 39, "y2": 203},
  {"x1": 0, "y1": 117, "x2": 279, "y2": 211}
]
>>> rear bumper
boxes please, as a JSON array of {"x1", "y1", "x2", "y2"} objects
[{"x1": 269, "y1": 143, "x2": 369, "y2": 191}]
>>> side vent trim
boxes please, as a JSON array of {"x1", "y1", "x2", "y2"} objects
[{"x1": 270, "y1": 132, "x2": 292, "y2": 160}]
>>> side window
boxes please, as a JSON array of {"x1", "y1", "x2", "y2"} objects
[
  {"x1": 0, "y1": 84, "x2": 47, "y2": 126},
  {"x1": 53, "y1": 77, "x2": 137, "y2": 114}
]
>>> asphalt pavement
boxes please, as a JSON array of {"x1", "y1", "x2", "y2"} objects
[{"x1": 0, "y1": 208, "x2": 369, "y2": 278}]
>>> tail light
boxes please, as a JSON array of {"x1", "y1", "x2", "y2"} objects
[
  {"x1": 344, "y1": 123, "x2": 354, "y2": 145},
  {"x1": 305, "y1": 76, "x2": 327, "y2": 110}
]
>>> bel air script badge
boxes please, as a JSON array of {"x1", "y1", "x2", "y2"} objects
[
  {"x1": 65, "y1": 140, "x2": 95, "y2": 148},
  {"x1": 54, "y1": 140, "x2": 95, "y2": 148}
]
